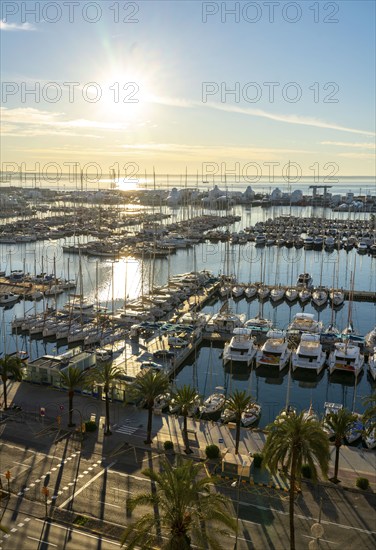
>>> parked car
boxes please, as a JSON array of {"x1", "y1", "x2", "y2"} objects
[
  {"x1": 153, "y1": 349, "x2": 175, "y2": 359},
  {"x1": 140, "y1": 361, "x2": 164, "y2": 371},
  {"x1": 168, "y1": 336, "x2": 189, "y2": 348}
]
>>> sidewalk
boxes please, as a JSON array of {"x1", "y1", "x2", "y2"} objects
[{"x1": 3, "y1": 381, "x2": 376, "y2": 493}]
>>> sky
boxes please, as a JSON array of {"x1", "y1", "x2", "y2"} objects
[{"x1": 1, "y1": 0, "x2": 375, "y2": 184}]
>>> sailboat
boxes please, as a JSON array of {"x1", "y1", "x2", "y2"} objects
[
  {"x1": 345, "y1": 374, "x2": 363, "y2": 444},
  {"x1": 328, "y1": 269, "x2": 364, "y2": 377},
  {"x1": 329, "y1": 243, "x2": 344, "y2": 307},
  {"x1": 244, "y1": 247, "x2": 257, "y2": 299},
  {"x1": 311, "y1": 253, "x2": 328, "y2": 308},
  {"x1": 368, "y1": 348, "x2": 376, "y2": 380},
  {"x1": 257, "y1": 250, "x2": 270, "y2": 300},
  {"x1": 298, "y1": 252, "x2": 312, "y2": 303},
  {"x1": 270, "y1": 248, "x2": 285, "y2": 302},
  {"x1": 199, "y1": 386, "x2": 226, "y2": 418},
  {"x1": 209, "y1": 301, "x2": 246, "y2": 333},
  {"x1": 302, "y1": 402, "x2": 319, "y2": 422}
]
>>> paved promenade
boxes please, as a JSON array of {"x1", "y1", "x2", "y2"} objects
[{"x1": 3, "y1": 381, "x2": 376, "y2": 493}]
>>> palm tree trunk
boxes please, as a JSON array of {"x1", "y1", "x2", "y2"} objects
[
  {"x1": 334, "y1": 443, "x2": 340, "y2": 481},
  {"x1": 183, "y1": 413, "x2": 191, "y2": 453},
  {"x1": 235, "y1": 417, "x2": 241, "y2": 455},
  {"x1": 289, "y1": 450, "x2": 297, "y2": 550},
  {"x1": 145, "y1": 405, "x2": 153, "y2": 444},
  {"x1": 105, "y1": 391, "x2": 111, "y2": 435},
  {"x1": 68, "y1": 391, "x2": 74, "y2": 426},
  {"x1": 2, "y1": 377, "x2": 8, "y2": 410}
]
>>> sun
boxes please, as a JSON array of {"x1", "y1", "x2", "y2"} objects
[{"x1": 98, "y1": 69, "x2": 152, "y2": 120}]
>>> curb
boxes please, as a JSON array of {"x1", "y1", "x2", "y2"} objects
[
  {"x1": 302, "y1": 478, "x2": 375, "y2": 495},
  {"x1": 221, "y1": 474, "x2": 290, "y2": 492}
]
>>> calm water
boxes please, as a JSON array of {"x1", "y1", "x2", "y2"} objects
[
  {"x1": 2, "y1": 174, "x2": 376, "y2": 196},
  {"x1": 1, "y1": 203, "x2": 375, "y2": 424}
]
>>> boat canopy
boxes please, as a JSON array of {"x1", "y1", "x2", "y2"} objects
[{"x1": 232, "y1": 327, "x2": 252, "y2": 336}]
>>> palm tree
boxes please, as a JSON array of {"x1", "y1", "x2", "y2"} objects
[
  {"x1": 325, "y1": 408, "x2": 357, "y2": 483},
  {"x1": 120, "y1": 456, "x2": 236, "y2": 549},
  {"x1": 362, "y1": 391, "x2": 376, "y2": 431},
  {"x1": 59, "y1": 366, "x2": 89, "y2": 427},
  {"x1": 88, "y1": 361, "x2": 122, "y2": 435},
  {"x1": 263, "y1": 411, "x2": 330, "y2": 550},
  {"x1": 224, "y1": 389, "x2": 254, "y2": 454},
  {"x1": 170, "y1": 384, "x2": 199, "y2": 454},
  {"x1": 0, "y1": 354, "x2": 24, "y2": 410},
  {"x1": 128, "y1": 369, "x2": 170, "y2": 444}
]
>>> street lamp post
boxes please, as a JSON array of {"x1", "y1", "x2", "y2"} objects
[
  {"x1": 41, "y1": 486, "x2": 49, "y2": 517},
  {"x1": 231, "y1": 460, "x2": 247, "y2": 550},
  {"x1": 5, "y1": 470, "x2": 11, "y2": 495},
  {"x1": 309, "y1": 497, "x2": 324, "y2": 549}
]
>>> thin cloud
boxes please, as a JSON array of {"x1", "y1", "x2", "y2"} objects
[
  {"x1": 321, "y1": 141, "x2": 375, "y2": 149},
  {"x1": 0, "y1": 20, "x2": 36, "y2": 31},
  {"x1": 1, "y1": 107, "x2": 128, "y2": 134},
  {"x1": 147, "y1": 95, "x2": 375, "y2": 138},
  {"x1": 120, "y1": 142, "x2": 312, "y2": 161},
  {"x1": 337, "y1": 152, "x2": 375, "y2": 159}
]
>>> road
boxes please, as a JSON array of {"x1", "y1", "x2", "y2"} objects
[
  {"x1": 1, "y1": 434, "x2": 375, "y2": 550},
  {"x1": 0, "y1": 505, "x2": 121, "y2": 550}
]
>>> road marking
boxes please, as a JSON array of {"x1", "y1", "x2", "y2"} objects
[
  {"x1": 239, "y1": 500, "x2": 376, "y2": 535},
  {"x1": 1, "y1": 444, "x2": 70, "y2": 461},
  {"x1": 107, "y1": 470, "x2": 152, "y2": 483},
  {"x1": 14, "y1": 462, "x2": 31, "y2": 469},
  {"x1": 302, "y1": 535, "x2": 338, "y2": 545},
  {"x1": 27, "y1": 537, "x2": 57, "y2": 547},
  {"x1": 98, "y1": 501, "x2": 121, "y2": 509},
  {"x1": 34, "y1": 519, "x2": 120, "y2": 546},
  {"x1": 115, "y1": 424, "x2": 138, "y2": 435},
  {"x1": 58, "y1": 461, "x2": 116, "y2": 509}
]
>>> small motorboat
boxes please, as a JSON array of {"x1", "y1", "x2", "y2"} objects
[
  {"x1": 241, "y1": 402, "x2": 262, "y2": 427},
  {"x1": 199, "y1": 389, "x2": 226, "y2": 418},
  {"x1": 0, "y1": 293, "x2": 19, "y2": 306},
  {"x1": 363, "y1": 422, "x2": 376, "y2": 449},
  {"x1": 322, "y1": 402, "x2": 343, "y2": 438},
  {"x1": 345, "y1": 413, "x2": 363, "y2": 444}
]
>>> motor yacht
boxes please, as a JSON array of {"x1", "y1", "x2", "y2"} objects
[
  {"x1": 287, "y1": 313, "x2": 323, "y2": 334},
  {"x1": 223, "y1": 328, "x2": 257, "y2": 366},
  {"x1": 256, "y1": 330, "x2": 291, "y2": 370},
  {"x1": 328, "y1": 342, "x2": 364, "y2": 376},
  {"x1": 292, "y1": 333, "x2": 326, "y2": 374}
]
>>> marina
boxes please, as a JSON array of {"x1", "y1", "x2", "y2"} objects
[
  {"x1": 1, "y1": 6, "x2": 375, "y2": 549},
  {"x1": 0, "y1": 186, "x2": 375, "y2": 433}
]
